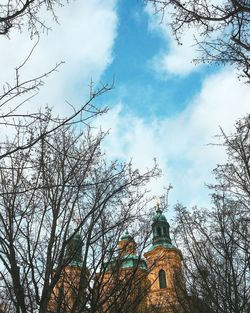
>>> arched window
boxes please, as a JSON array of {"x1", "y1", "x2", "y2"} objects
[
  {"x1": 159, "y1": 269, "x2": 166, "y2": 289},
  {"x1": 157, "y1": 227, "x2": 162, "y2": 236}
]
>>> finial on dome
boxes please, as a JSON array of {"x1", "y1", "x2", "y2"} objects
[
  {"x1": 156, "y1": 196, "x2": 160, "y2": 208},
  {"x1": 155, "y1": 196, "x2": 162, "y2": 213}
]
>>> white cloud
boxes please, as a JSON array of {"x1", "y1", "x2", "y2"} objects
[
  {"x1": 146, "y1": 0, "x2": 228, "y2": 77},
  {"x1": 0, "y1": 0, "x2": 118, "y2": 116},
  {"x1": 98, "y1": 69, "x2": 250, "y2": 208},
  {"x1": 146, "y1": 4, "x2": 201, "y2": 76},
  {"x1": 152, "y1": 28, "x2": 201, "y2": 76}
]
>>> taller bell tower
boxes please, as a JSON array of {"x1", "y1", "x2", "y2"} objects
[{"x1": 144, "y1": 206, "x2": 185, "y2": 313}]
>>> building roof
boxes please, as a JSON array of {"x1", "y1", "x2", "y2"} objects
[{"x1": 104, "y1": 253, "x2": 147, "y2": 271}]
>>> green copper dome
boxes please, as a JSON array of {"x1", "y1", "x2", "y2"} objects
[
  {"x1": 153, "y1": 208, "x2": 167, "y2": 223},
  {"x1": 104, "y1": 230, "x2": 147, "y2": 272},
  {"x1": 147, "y1": 206, "x2": 176, "y2": 251},
  {"x1": 105, "y1": 253, "x2": 147, "y2": 271},
  {"x1": 64, "y1": 229, "x2": 83, "y2": 267},
  {"x1": 104, "y1": 254, "x2": 147, "y2": 272},
  {"x1": 120, "y1": 229, "x2": 134, "y2": 241}
]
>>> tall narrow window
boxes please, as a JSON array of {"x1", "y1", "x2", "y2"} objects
[
  {"x1": 157, "y1": 227, "x2": 162, "y2": 236},
  {"x1": 159, "y1": 269, "x2": 166, "y2": 289}
]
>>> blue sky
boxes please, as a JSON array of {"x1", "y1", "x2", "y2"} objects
[
  {"x1": 1, "y1": 0, "x2": 250, "y2": 211},
  {"x1": 102, "y1": 0, "x2": 210, "y2": 118}
]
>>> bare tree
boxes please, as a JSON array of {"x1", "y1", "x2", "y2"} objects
[
  {"x1": 171, "y1": 115, "x2": 250, "y2": 313},
  {"x1": 147, "y1": 0, "x2": 250, "y2": 82},
  {"x1": 0, "y1": 78, "x2": 112, "y2": 159},
  {"x1": 0, "y1": 0, "x2": 114, "y2": 163},
  {"x1": 0, "y1": 114, "x2": 160, "y2": 313},
  {"x1": 0, "y1": 0, "x2": 63, "y2": 126},
  {"x1": 173, "y1": 203, "x2": 250, "y2": 313},
  {"x1": 1, "y1": 3, "x2": 162, "y2": 312},
  {"x1": 0, "y1": 0, "x2": 66, "y2": 36},
  {"x1": 0, "y1": 2, "x2": 160, "y2": 312}
]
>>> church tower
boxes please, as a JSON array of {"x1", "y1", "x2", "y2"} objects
[
  {"x1": 100, "y1": 230, "x2": 148, "y2": 313},
  {"x1": 144, "y1": 206, "x2": 185, "y2": 313},
  {"x1": 49, "y1": 228, "x2": 87, "y2": 313}
]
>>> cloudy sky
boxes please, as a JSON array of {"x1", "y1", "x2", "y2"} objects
[{"x1": 1, "y1": 0, "x2": 250, "y2": 211}]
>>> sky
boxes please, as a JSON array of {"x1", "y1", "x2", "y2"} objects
[{"x1": 1, "y1": 0, "x2": 250, "y2": 212}]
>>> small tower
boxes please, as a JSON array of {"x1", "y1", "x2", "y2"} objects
[
  {"x1": 100, "y1": 231, "x2": 148, "y2": 313},
  {"x1": 152, "y1": 207, "x2": 172, "y2": 247},
  {"x1": 64, "y1": 230, "x2": 83, "y2": 267},
  {"x1": 118, "y1": 230, "x2": 137, "y2": 256},
  {"x1": 144, "y1": 205, "x2": 185, "y2": 313},
  {"x1": 49, "y1": 228, "x2": 86, "y2": 313}
]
